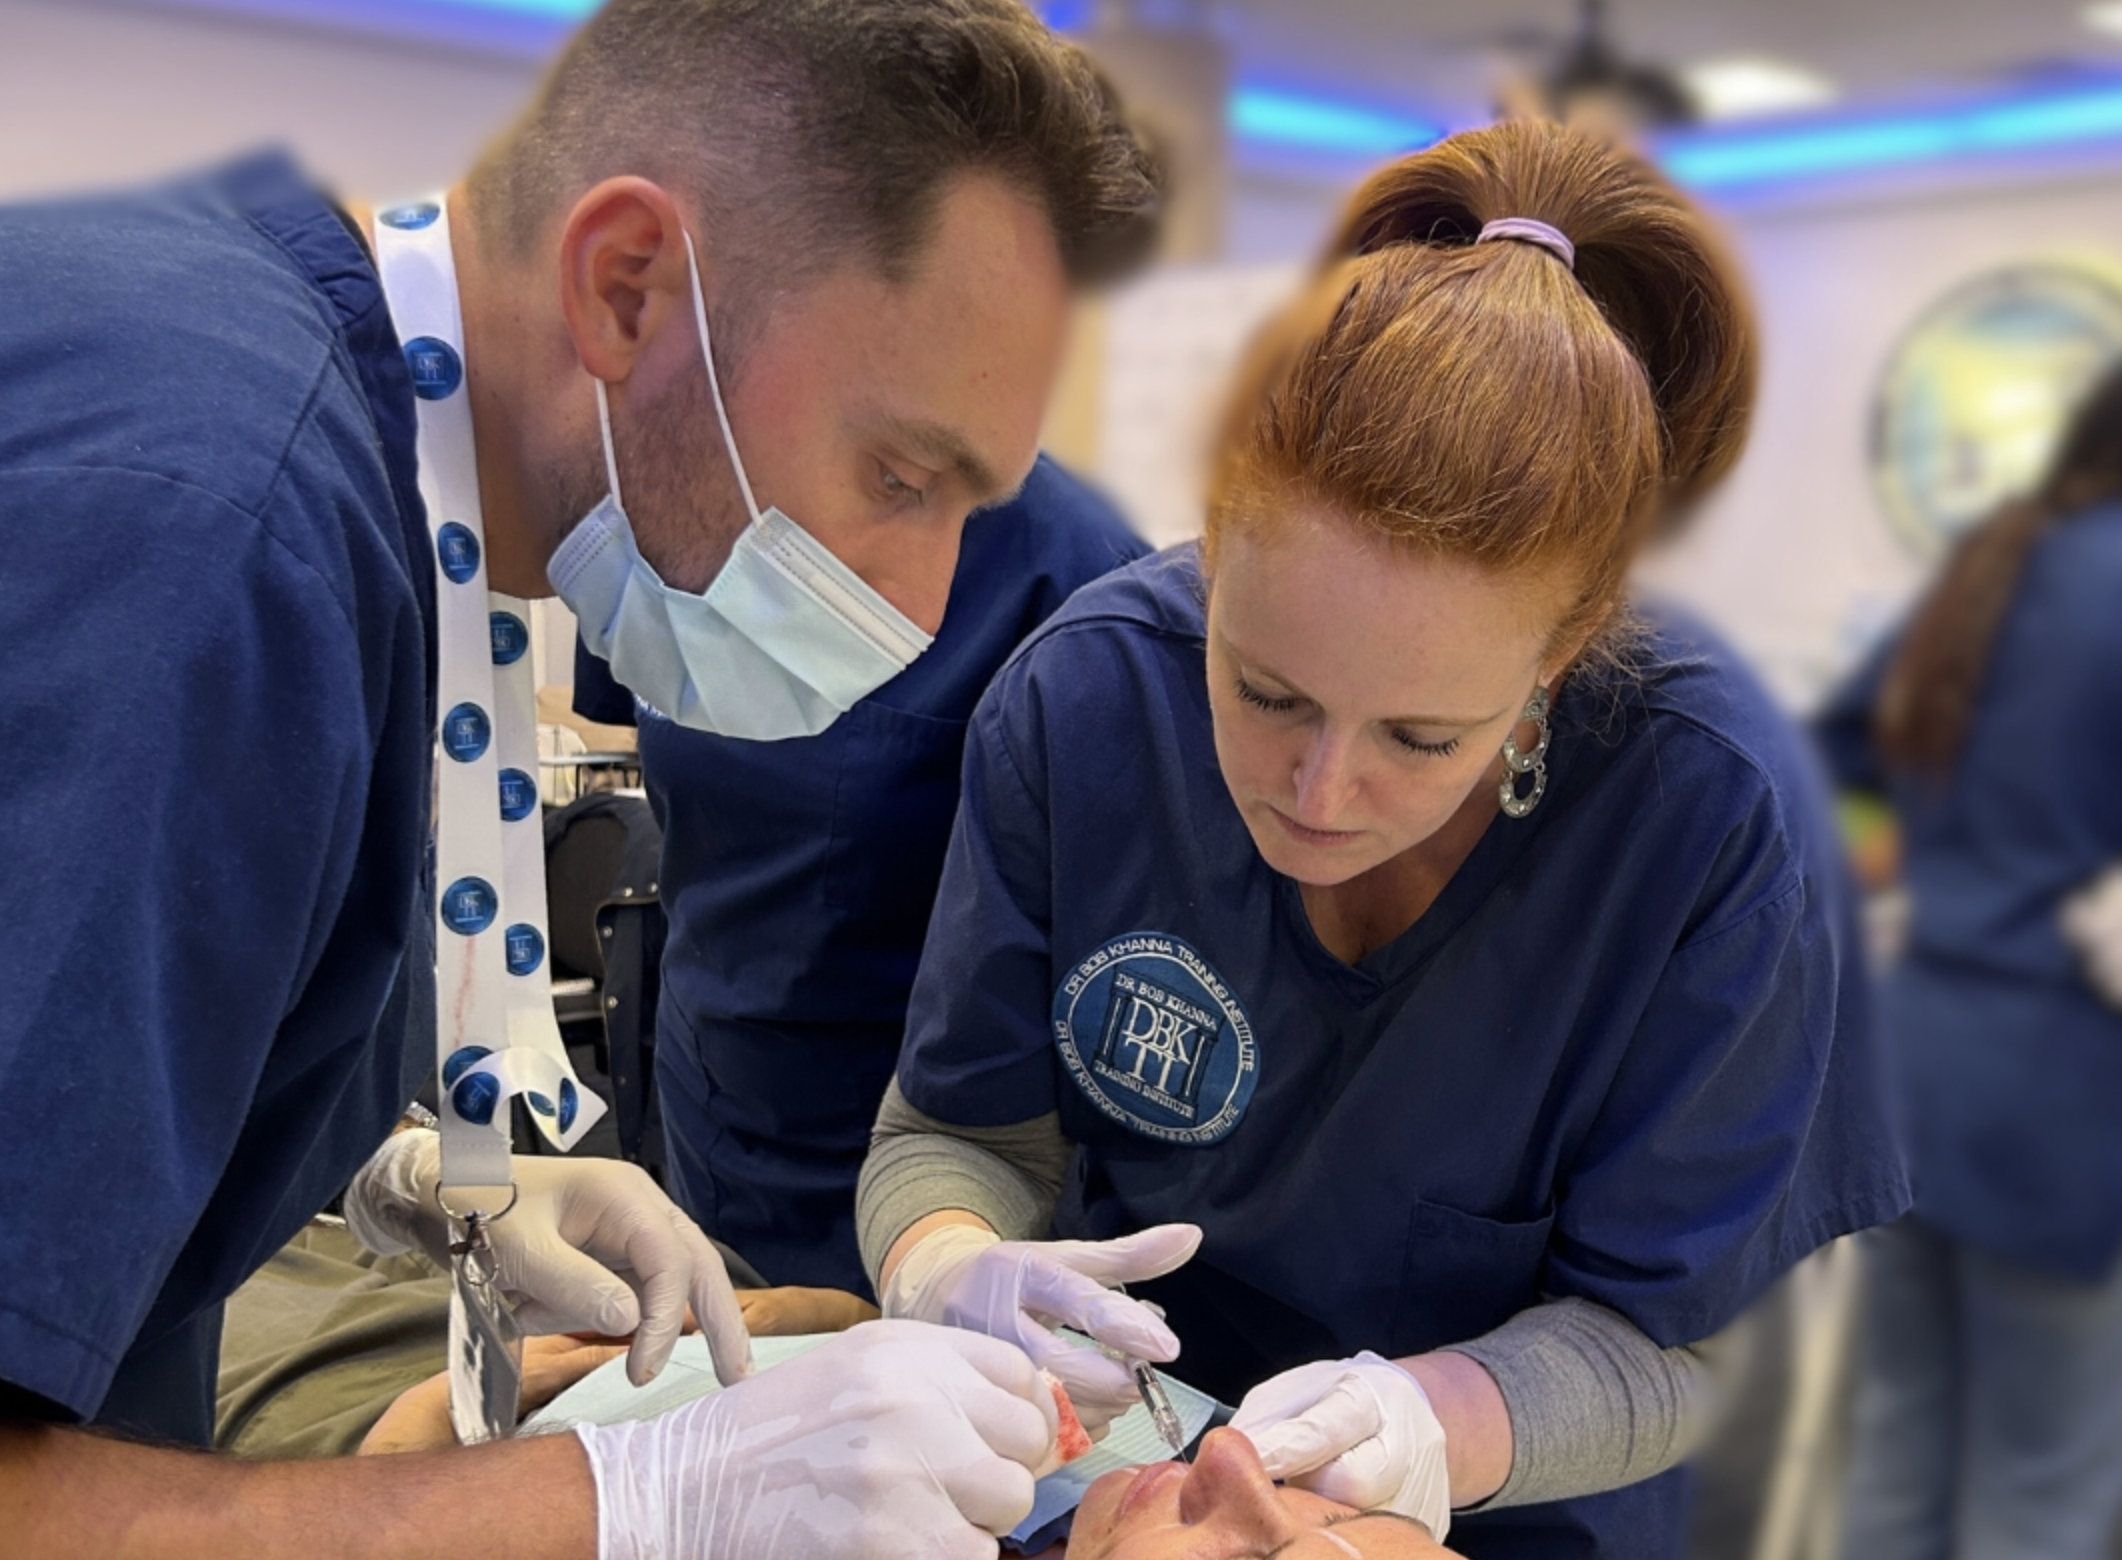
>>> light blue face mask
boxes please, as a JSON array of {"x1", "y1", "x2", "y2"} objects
[{"x1": 546, "y1": 232, "x2": 934, "y2": 740}]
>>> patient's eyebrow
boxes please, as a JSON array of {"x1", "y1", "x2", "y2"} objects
[{"x1": 1261, "y1": 1509, "x2": 1436, "y2": 1559}]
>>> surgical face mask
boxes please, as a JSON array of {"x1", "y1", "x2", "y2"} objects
[{"x1": 547, "y1": 232, "x2": 933, "y2": 740}]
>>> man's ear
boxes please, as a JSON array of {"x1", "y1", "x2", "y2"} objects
[{"x1": 556, "y1": 177, "x2": 692, "y2": 386}]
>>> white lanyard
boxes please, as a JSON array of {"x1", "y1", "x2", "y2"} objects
[{"x1": 371, "y1": 196, "x2": 604, "y2": 1196}]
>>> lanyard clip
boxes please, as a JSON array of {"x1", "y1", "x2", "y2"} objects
[
  {"x1": 438, "y1": 1183, "x2": 518, "y2": 1287},
  {"x1": 449, "y1": 1209, "x2": 490, "y2": 1260}
]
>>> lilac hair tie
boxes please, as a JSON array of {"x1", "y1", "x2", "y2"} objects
[{"x1": 1476, "y1": 217, "x2": 1575, "y2": 271}]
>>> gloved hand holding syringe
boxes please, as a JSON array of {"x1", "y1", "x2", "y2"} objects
[
  {"x1": 880, "y1": 1219, "x2": 1203, "y2": 1443},
  {"x1": 1102, "y1": 1286, "x2": 1191, "y2": 1454}
]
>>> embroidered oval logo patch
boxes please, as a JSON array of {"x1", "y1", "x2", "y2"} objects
[{"x1": 1053, "y1": 932, "x2": 1257, "y2": 1145}]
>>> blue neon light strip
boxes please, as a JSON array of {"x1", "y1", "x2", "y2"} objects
[
  {"x1": 418, "y1": 0, "x2": 598, "y2": 17},
  {"x1": 1229, "y1": 88, "x2": 1443, "y2": 157},
  {"x1": 1659, "y1": 81, "x2": 2122, "y2": 189}
]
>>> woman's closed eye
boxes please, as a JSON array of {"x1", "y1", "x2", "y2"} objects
[
  {"x1": 1233, "y1": 663, "x2": 1468, "y2": 761},
  {"x1": 1387, "y1": 728, "x2": 1460, "y2": 758},
  {"x1": 1234, "y1": 673, "x2": 1301, "y2": 714}
]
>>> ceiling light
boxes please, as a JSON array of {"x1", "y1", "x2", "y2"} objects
[
  {"x1": 1228, "y1": 89, "x2": 1442, "y2": 157},
  {"x1": 1658, "y1": 81, "x2": 2122, "y2": 190},
  {"x1": 1680, "y1": 57, "x2": 1839, "y2": 121},
  {"x1": 2086, "y1": 2, "x2": 2122, "y2": 38}
]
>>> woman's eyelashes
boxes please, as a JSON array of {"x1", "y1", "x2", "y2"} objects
[
  {"x1": 1233, "y1": 673, "x2": 1300, "y2": 713},
  {"x1": 1388, "y1": 728, "x2": 1460, "y2": 758},
  {"x1": 1234, "y1": 673, "x2": 1462, "y2": 759}
]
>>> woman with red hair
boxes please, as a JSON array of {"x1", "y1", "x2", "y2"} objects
[{"x1": 859, "y1": 119, "x2": 1908, "y2": 1560}]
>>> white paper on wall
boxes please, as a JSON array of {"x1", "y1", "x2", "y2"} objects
[{"x1": 1095, "y1": 262, "x2": 1304, "y2": 549}]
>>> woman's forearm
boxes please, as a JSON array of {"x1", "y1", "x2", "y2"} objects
[
  {"x1": 880, "y1": 1210, "x2": 1002, "y2": 1292},
  {"x1": 857, "y1": 1077, "x2": 1073, "y2": 1288},
  {"x1": 1400, "y1": 1349, "x2": 1514, "y2": 1507},
  {"x1": 1434, "y1": 1296, "x2": 1714, "y2": 1509}
]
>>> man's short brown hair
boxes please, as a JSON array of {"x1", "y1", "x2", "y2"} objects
[{"x1": 469, "y1": 0, "x2": 1160, "y2": 295}]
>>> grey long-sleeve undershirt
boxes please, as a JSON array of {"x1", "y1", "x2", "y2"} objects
[{"x1": 858, "y1": 1078, "x2": 1717, "y2": 1510}]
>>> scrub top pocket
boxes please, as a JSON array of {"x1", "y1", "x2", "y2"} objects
[
  {"x1": 1391, "y1": 1199, "x2": 1556, "y2": 1357},
  {"x1": 824, "y1": 700, "x2": 972, "y2": 920}
]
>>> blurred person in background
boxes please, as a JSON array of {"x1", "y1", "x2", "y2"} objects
[
  {"x1": 1815, "y1": 364, "x2": 2122, "y2": 1560},
  {"x1": 0, "y1": 0, "x2": 1161, "y2": 1553},
  {"x1": 572, "y1": 454, "x2": 1148, "y2": 1302}
]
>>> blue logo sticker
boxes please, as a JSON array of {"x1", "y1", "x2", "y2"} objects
[
  {"x1": 504, "y1": 922, "x2": 545, "y2": 976},
  {"x1": 403, "y1": 335, "x2": 463, "y2": 400},
  {"x1": 379, "y1": 202, "x2": 441, "y2": 230},
  {"x1": 521, "y1": 1079, "x2": 581, "y2": 1132},
  {"x1": 498, "y1": 767, "x2": 537, "y2": 822},
  {"x1": 1053, "y1": 932, "x2": 1257, "y2": 1145},
  {"x1": 440, "y1": 875, "x2": 498, "y2": 935},
  {"x1": 489, "y1": 610, "x2": 530, "y2": 666},
  {"x1": 442, "y1": 1044, "x2": 493, "y2": 1089},
  {"x1": 442, "y1": 702, "x2": 491, "y2": 763},
  {"x1": 436, "y1": 522, "x2": 481, "y2": 585},
  {"x1": 452, "y1": 1069, "x2": 501, "y2": 1127}
]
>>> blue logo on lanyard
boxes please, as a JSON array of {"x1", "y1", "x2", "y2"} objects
[
  {"x1": 436, "y1": 523, "x2": 481, "y2": 585},
  {"x1": 442, "y1": 1044, "x2": 492, "y2": 1088},
  {"x1": 490, "y1": 611, "x2": 530, "y2": 666},
  {"x1": 379, "y1": 202, "x2": 441, "y2": 230},
  {"x1": 1053, "y1": 932, "x2": 1257, "y2": 1145},
  {"x1": 504, "y1": 922, "x2": 545, "y2": 976},
  {"x1": 403, "y1": 336, "x2": 463, "y2": 401},
  {"x1": 452, "y1": 1069, "x2": 502, "y2": 1127},
  {"x1": 497, "y1": 767, "x2": 537, "y2": 822},
  {"x1": 440, "y1": 875, "x2": 499, "y2": 936},
  {"x1": 524, "y1": 1079, "x2": 580, "y2": 1133},
  {"x1": 442, "y1": 702, "x2": 491, "y2": 763}
]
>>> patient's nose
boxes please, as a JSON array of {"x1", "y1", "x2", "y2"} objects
[{"x1": 1178, "y1": 1427, "x2": 1305, "y2": 1543}]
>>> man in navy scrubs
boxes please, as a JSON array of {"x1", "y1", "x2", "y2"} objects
[
  {"x1": 575, "y1": 455, "x2": 1147, "y2": 1296},
  {"x1": 0, "y1": 0, "x2": 1157, "y2": 1554}
]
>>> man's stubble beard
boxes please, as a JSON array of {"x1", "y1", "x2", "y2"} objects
[{"x1": 537, "y1": 364, "x2": 752, "y2": 596}]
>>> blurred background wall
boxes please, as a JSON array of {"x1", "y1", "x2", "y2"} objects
[
  {"x1": 0, "y1": 0, "x2": 540, "y2": 204},
  {"x1": 14, "y1": 0, "x2": 2122, "y2": 706}
]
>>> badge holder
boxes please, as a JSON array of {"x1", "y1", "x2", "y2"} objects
[{"x1": 444, "y1": 1186, "x2": 523, "y2": 1446}]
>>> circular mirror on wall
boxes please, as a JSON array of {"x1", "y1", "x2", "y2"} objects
[{"x1": 1872, "y1": 260, "x2": 2122, "y2": 558}]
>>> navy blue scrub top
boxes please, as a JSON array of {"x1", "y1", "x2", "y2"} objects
[
  {"x1": 0, "y1": 155, "x2": 435, "y2": 1443},
  {"x1": 897, "y1": 547, "x2": 1908, "y2": 1560},
  {"x1": 1814, "y1": 500, "x2": 2122, "y2": 1282},
  {"x1": 574, "y1": 456, "x2": 1147, "y2": 1293}
]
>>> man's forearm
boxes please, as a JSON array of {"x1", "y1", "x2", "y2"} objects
[{"x1": 0, "y1": 1420, "x2": 597, "y2": 1559}]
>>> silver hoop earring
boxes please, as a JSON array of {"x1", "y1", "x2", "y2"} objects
[{"x1": 1498, "y1": 685, "x2": 1552, "y2": 819}]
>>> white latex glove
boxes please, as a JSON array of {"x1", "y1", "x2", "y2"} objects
[
  {"x1": 1230, "y1": 1351, "x2": 1452, "y2": 1544},
  {"x1": 881, "y1": 1222, "x2": 1200, "y2": 1431},
  {"x1": 2062, "y1": 864, "x2": 2122, "y2": 1008},
  {"x1": 343, "y1": 1129, "x2": 751, "y2": 1387},
  {"x1": 575, "y1": 1319, "x2": 1058, "y2": 1560}
]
